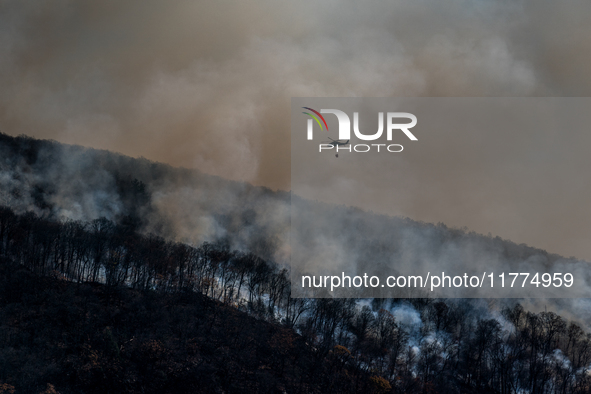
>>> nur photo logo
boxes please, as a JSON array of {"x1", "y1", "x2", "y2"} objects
[{"x1": 302, "y1": 107, "x2": 418, "y2": 157}]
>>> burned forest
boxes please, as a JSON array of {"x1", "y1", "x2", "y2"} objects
[{"x1": 1, "y1": 134, "x2": 591, "y2": 393}]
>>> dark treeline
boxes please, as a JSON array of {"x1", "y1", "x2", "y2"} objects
[
  {"x1": 0, "y1": 257, "x2": 381, "y2": 394},
  {"x1": 2, "y1": 205, "x2": 591, "y2": 393},
  {"x1": 0, "y1": 205, "x2": 288, "y2": 304}
]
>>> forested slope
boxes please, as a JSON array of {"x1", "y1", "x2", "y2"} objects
[
  {"x1": 0, "y1": 257, "x2": 381, "y2": 394},
  {"x1": 1, "y1": 206, "x2": 591, "y2": 393},
  {"x1": 2, "y1": 133, "x2": 591, "y2": 393}
]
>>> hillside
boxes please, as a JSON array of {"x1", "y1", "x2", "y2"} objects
[
  {"x1": 0, "y1": 257, "x2": 382, "y2": 394},
  {"x1": 2, "y1": 133, "x2": 591, "y2": 392},
  {"x1": 1, "y1": 205, "x2": 591, "y2": 393},
  {"x1": 0, "y1": 132, "x2": 583, "y2": 297}
]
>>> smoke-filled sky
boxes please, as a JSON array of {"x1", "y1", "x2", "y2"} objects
[{"x1": 2, "y1": 0, "x2": 591, "y2": 258}]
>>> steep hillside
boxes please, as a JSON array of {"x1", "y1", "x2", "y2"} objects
[
  {"x1": 0, "y1": 132, "x2": 583, "y2": 293},
  {"x1": 0, "y1": 258, "x2": 380, "y2": 394},
  {"x1": 1, "y1": 206, "x2": 591, "y2": 393}
]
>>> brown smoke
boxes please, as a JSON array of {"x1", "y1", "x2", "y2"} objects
[{"x1": 1, "y1": 0, "x2": 591, "y2": 258}]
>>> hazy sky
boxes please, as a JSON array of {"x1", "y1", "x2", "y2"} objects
[{"x1": 2, "y1": 0, "x2": 591, "y2": 258}]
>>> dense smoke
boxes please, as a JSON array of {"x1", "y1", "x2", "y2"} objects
[
  {"x1": 2, "y1": 0, "x2": 591, "y2": 259},
  {"x1": 2, "y1": 134, "x2": 591, "y2": 327},
  {"x1": 2, "y1": 0, "x2": 591, "y2": 338},
  {"x1": 1, "y1": 3, "x2": 591, "y2": 392},
  {"x1": 2, "y1": 0, "x2": 590, "y2": 171}
]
